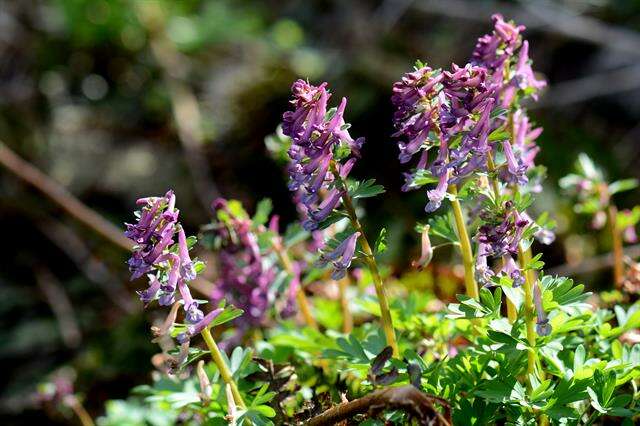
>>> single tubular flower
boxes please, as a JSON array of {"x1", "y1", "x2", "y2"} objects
[
  {"x1": 533, "y1": 282, "x2": 551, "y2": 336},
  {"x1": 500, "y1": 254, "x2": 525, "y2": 288},
  {"x1": 500, "y1": 140, "x2": 528, "y2": 185},
  {"x1": 282, "y1": 80, "x2": 364, "y2": 231},
  {"x1": 317, "y1": 232, "x2": 361, "y2": 280},
  {"x1": 475, "y1": 243, "x2": 495, "y2": 286},
  {"x1": 412, "y1": 226, "x2": 433, "y2": 269},
  {"x1": 176, "y1": 308, "x2": 224, "y2": 344}
]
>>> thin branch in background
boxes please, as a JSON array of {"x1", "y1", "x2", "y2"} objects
[
  {"x1": 530, "y1": 64, "x2": 640, "y2": 109},
  {"x1": 546, "y1": 244, "x2": 640, "y2": 277},
  {"x1": 137, "y1": 3, "x2": 220, "y2": 213},
  {"x1": 0, "y1": 141, "x2": 132, "y2": 251},
  {"x1": 374, "y1": 0, "x2": 415, "y2": 33},
  {"x1": 35, "y1": 219, "x2": 137, "y2": 314},
  {"x1": 306, "y1": 385, "x2": 451, "y2": 426},
  {"x1": 414, "y1": 0, "x2": 640, "y2": 57},
  {"x1": 521, "y1": 0, "x2": 640, "y2": 57},
  {"x1": 35, "y1": 267, "x2": 82, "y2": 349}
]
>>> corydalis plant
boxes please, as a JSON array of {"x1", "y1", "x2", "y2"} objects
[
  {"x1": 125, "y1": 191, "x2": 248, "y2": 410},
  {"x1": 281, "y1": 79, "x2": 399, "y2": 356},
  {"x1": 392, "y1": 13, "x2": 558, "y2": 408}
]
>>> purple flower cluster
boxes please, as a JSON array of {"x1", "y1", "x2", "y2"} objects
[
  {"x1": 476, "y1": 202, "x2": 529, "y2": 258},
  {"x1": 475, "y1": 242, "x2": 524, "y2": 288},
  {"x1": 125, "y1": 191, "x2": 214, "y2": 343},
  {"x1": 282, "y1": 80, "x2": 363, "y2": 231},
  {"x1": 392, "y1": 15, "x2": 547, "y2": 213},
  {"x1": 392, "y1": 64, "x2": 500, "y2": 212},
  {"x1": 210, "y1": 199, "x2": 275, "y2": 327}
]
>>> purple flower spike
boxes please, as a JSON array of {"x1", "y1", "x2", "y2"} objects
[
  {"x1": 211, "y1": 200, "x2": 276, "y2": 328},
  {"x1": 471, "y1": 14, "x2": 524, "y2": 74},
  {"x1": 318, "y1": 232, "x2": 361, "y2": 280},
  {"x1": 125, "y1": 190, "x2": 207, "y2": 343},
  {"x1": 282, "y1": 80, "x2": 363, "y2": 231}
]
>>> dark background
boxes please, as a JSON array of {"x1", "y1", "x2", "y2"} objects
[{"x1": 1, "y1": 0, "x2": 640, "y2": 423}]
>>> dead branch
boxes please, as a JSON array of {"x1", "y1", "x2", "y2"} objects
[
  {"x1": 413, "y1": 0, "x2": 640, "y2": 57},
  {"x1": 305, "y1": 385, "x2": 451, "y2": 426},
  {"x1": 36, "y1": 219, "x2": 137, "y2": 314},
  {"x1": 0, "y1": 141, "x2": 132, "y2": 251}
]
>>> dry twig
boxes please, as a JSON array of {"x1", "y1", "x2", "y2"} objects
[
  {"x1": 306, "y1": 385, "x2": 451, "y2": 426},
  {"x1": 0, "y1": 141, "x2": 132, "y2": 250}
]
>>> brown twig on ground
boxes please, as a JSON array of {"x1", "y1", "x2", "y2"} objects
[
  {"x1": 305, "y1": 385, "x2": 451, "y2": 426},
  {"x1": 0, "y1": 141, "x2": 132, "y2": 251},
  {"x1": 35, "y1": 267, "x2": 82, "y2": 349}
]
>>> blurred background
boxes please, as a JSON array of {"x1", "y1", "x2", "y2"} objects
[{"x1": 1, "y1": 0, "x2": 640, "y2": 423}]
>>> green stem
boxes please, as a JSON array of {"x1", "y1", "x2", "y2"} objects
[
  {"x1": 449, "y1": 185, "x2": 479, "y2": 299},
  {"x1": 201, "y1": 327, "x2": 246, "y2": 409},
  {"x1": 331, "y1": 162, "x2": 399, "y2": 357},
  {"x1": 487, "y1": 155, "x2": 517, "y2": 322},
  {"x1": 518, "y1": 244, "x2": 537, "y2": 383}
]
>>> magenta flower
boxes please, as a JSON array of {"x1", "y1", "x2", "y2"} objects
[
  {"x1": 475, "y1": 243, "x2": 495, "y2": 286},
  {"x1": 210, "y1": 199, "x2": 275, "y2": 327},
  {"x1": 471, "y1": 14, "x2": 524, "y2": 72}
]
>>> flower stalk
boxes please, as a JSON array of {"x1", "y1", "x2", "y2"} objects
[
  {"x1": 200, "y1": 327, "x2": 246, "y2": 409},
  {"x1": 332, "y1": 162, "x2": 399, "y2": 357},
  {"x1": 449, "y1": 185, "x2": 479, "y2": 300},
  {"x1": 518, "y1": 244, "x2": 537, "y2": 382}
]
